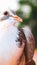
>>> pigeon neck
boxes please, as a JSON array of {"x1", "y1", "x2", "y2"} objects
[{"x1": 13, "y1": 22, "x2": 20, "y2": 27}]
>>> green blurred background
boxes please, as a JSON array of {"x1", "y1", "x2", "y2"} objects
[{"x1": 16, "y1": 0, "x2": 37, "y2": 48}]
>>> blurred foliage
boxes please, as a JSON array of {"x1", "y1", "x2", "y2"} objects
[{"x1": 16, "y1": 0, "x2": 37, "y2": 48}]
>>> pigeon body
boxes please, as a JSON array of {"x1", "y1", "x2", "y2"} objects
[{"x1": 0, "y1": 9, "x2": 35, "y2": 65}]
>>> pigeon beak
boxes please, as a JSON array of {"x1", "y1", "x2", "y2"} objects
[
  {"x1": 0, "y1": 15, "x2": 23, "y2": 22},
  {"x1": 13, "y1": 15, "x2": 23, "y2": 22}
]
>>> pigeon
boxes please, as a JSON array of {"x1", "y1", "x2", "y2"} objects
[{"x1": 0, "y1": 9, "x2": 35, "y2": 65}]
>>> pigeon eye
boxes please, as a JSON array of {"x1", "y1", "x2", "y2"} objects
[{"x1": 4, "y1": 11, "x2": 9, "y2": 16}]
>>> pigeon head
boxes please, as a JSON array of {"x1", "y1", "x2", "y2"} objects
[{"x1": 0, "y1": 9, "x2": 23, "y2": 26}]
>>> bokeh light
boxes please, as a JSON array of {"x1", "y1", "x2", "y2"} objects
[{"x1": 21, "y1": 4, "x2": 32, "y2": 18}]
